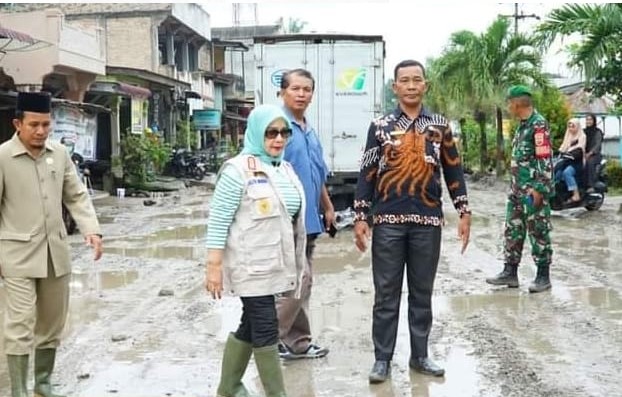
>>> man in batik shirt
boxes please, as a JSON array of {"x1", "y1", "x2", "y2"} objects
[{"x1": 353, "y1": 59, "x2": 471, "y2": 383}]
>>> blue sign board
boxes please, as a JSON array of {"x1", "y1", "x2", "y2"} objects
[
  {"x1": 194, "y1": 109, "x2": 221, "y2": 130},
  {"x1": 271, "y1": 69, "x2": 287, "y2": 88}
]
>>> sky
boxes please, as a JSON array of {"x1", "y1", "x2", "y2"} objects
[{"x1": 201, "y1": 1, "x2": 578, "y2": 81}]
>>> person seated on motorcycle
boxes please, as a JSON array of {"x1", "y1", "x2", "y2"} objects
[
  {"x1": 555, "y1": 118, "x2": 585, "y2": 203},
  {"x1": 584, "y1": 113, "x2": 604, "y2": 193}
]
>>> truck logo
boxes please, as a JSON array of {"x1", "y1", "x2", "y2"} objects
[
  {"x1": 336, "y1": 68, "x2": 367, "y2": 96},
  {"x1": 271, "y1": 69, "x2": 287, "y2": 88}
]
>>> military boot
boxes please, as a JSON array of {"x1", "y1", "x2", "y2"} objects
[
  {"x1": 6, "y1": 354, "x2": 29, "y2": 397},
  {"x1": 216, "y1": 333, "x2": 253, "y2": 397},
  {"x1": 528, "y1": 266, "x2": 552, "y2": 293},
  {"x1": 253, "y1": 344, "x2": 287, "y2": 397},
  {"x1": 33, "y1": 349, "x2": 65, "y2": 397},
  {"x1": 485, "y1": 264, "x2": 519, "y2": 287}
]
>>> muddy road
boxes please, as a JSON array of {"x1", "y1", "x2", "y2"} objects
[{"x1": 0, "y1": 180, "x2": 621, "y2": 397}]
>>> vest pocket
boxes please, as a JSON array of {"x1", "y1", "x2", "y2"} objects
[
  {"x1": 247, "y1": 185, "x2": 279, "y2": 220},
  {"x1": 247, "y1": 241, "x2": 283, "y2": 276}
]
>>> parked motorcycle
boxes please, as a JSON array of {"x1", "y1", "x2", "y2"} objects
[
  {"x1": 62, "y1": 152, "x2": 90, "y2": 235},
  {"x1": 550, "y1": 153, "x2": 608, "y2": 211},
  {"x1": 167, "y1": 149, "x2": 206, "y2": 180}
]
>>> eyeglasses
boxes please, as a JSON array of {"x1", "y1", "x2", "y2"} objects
[{"x1": 265, "y1": 128, "x2": 292, "y2": 139}]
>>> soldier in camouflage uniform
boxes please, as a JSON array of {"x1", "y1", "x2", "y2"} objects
[{"x1": 486, "y1": 85, "x2": 553, "y2": 293}]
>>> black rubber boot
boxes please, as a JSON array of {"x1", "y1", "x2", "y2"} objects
[
  {"x1": 485, "y1": 264, "x2": 519, "y2": 287},
  {"x1": 528, "y1": 266, "x2": 552, "y2": 293}
]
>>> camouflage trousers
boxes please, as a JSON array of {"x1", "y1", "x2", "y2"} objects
[{"x1": 503, "y1": 193, "x2": 552, "y2": 268}]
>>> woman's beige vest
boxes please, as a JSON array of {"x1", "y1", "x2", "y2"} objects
[{"x1": 221, "y1": 154, "x2": 308, "y2": 297}]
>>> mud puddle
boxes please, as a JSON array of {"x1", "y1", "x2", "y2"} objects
[
  {"x1": 104, "y1": 224, "x2": 207, "y2": 261},
  {"x1": 148, "y1": 209, "x2": 209, "y2": 220}
]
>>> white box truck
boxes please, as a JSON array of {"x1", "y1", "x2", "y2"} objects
[{"x1": 253, "y1": 34, "x2": 385, "y2": 210}]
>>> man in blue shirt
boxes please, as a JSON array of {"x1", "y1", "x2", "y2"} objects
[{"x1": 277, "y1": 68, "x2": 335, "y2": 360}]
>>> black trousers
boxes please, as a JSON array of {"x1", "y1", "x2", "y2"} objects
[
  {"x1": 586, "y1": 154, "x2": 602, "y2": 188},
  {"x1": 371, "y1": 223, "x2": 442, "y2": 361},
  {"x1": 235, "y1": 295, "x2": 278, "y2": 348}
]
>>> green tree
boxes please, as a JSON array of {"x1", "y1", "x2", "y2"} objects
[
  {"x1": 384, "y1": 79, "x2": 397, "y2": 113},
  {"x1": 536, "y1": 3, "x2": 622, "y2": 104},
  {"x1": 275, "y1": 17, "x2": 308, "y2": 33},
  {"x1": 120, "y1": 130, "x2": 171, "y2": 186},
  {"x1": 175, "y1": 118, "x2": 198, "y2": 150},
  {"x1": 429, "y1": 17, "x2": 546, "y2": 176}
]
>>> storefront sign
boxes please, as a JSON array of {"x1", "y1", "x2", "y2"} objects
[
  {"x1": 50, "y1": 104, "x2": 97, "y2": 160},
  {"x1": 193, "y1": 109, "x2": 221, "y2": 130},
  {"x1": 131, "y1": 98, "x2": 146, "y2": 134}
]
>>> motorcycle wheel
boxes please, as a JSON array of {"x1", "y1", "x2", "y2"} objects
[
  {"x1": 585, "y1": 194, "x2": 604, "y2": 211},
  {"x1": 192, "y1": 166, "x2": 205, "y2": 181}
]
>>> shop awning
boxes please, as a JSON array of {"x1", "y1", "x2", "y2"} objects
[
  {"x1": 88, "y1": 81, "x2": 151, "y2": 98},
  {"x1": 0, "y1": 91, "x2": 109, "y2": 113},
  {"x1": 184, "y1": 90, "x2": 202, "y2": 100},
  {"x1": 117, "y1": 82, "x2": 152, "y2": 98},
  {"x1": 0, "y1": 25, "x2": 49, "y2": 53}
]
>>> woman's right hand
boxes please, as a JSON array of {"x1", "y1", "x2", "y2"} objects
[
  {"x1": 205, "y1": 264, "x2": 223, "y2": 299},
  {"x1": 205, "y1": 249, "x2": 224, "y2": 299}
]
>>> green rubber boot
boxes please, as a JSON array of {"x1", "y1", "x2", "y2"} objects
[
  {"x1": 253, "y1": 344, "x2": 287, "y2": 397},
  {"x1": 216, "y1": 333, "x2": 253, "y2": 397},
  {"x1": 33, "y1": 349, "x2": 65, "y2": 397},
  {"x1": 6, "y1": 354, "x2": 29, "y2": 397}
]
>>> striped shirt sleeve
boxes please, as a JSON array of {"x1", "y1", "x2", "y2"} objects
[{"x1": 206, "y1": 165, "x2": 244, "y2": 249}]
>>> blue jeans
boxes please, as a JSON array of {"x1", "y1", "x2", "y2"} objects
[{"x1": 555, "y1": 165, "x2": 577, "y2": 191}]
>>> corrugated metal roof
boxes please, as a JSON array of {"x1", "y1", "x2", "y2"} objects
[
  {"x1": 0, "y1": 26, "x2": 36, "y2": 43},
  {"x1": 561, "y1": 84, "x2": 615, "y2": 115}
]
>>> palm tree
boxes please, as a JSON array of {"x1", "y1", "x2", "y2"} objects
[
  {"x1": 430, "y1": 17, "x2": 546, "y2": 176},
  {"x1": 275, "y1": 17, "x2": 308, "y2": 34},
  {"x1": 536, "y1": 3, "x2": 622, "y2": 82}
]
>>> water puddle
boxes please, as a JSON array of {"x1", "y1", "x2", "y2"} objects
[
  {"x1": 552, "y1": 286, "x2": 622, "y2": 320},
  {"x1": 97, "y1": 215, "x2": 116, "y2": 224},
  {"x1": 149, "y1": 209, "x2": 209, "y2": 220},
  {"x1": 409, "y1": 345, "x2": 493, "y2": 397},
  {"x1": 71, "y1": 270, "x2": 139, "y2": 293},
  {"x1": 104, "y1": 225, "x2": 207, "y2": 261},
  {"x1": 105, "y1": 245, "x2": 205, "y2": 261},
  {"x1": 313, "y1": 232, "x2": 370, "y2": 274}
]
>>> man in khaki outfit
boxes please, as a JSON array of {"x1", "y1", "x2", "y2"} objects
[{"x1": 0, "y1": 92, "x2": 103, "y2": 397}]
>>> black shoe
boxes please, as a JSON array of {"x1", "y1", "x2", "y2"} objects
[
  {"x1": 368, "y1": 360, "x2": 391, "y2": 384},
  {"x1": 528, "y1": 267, "x2": 551, "y2": 293},
  {"x1": 409, "y1": 357, "x2": 445, "y2": 377},
  {"x1": 486, "y1": 263, "x2": 519, "y2": 287}
]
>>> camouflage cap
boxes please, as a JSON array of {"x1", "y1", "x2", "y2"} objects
[{"x1": 507, "y1": 85, "x2": 532, "y2": 99}]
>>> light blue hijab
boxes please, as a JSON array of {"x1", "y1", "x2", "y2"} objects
[{"x1": 241, "y1": 104, "x2": 292, "y2": 165}]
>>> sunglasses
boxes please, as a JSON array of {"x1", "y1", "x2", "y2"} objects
[{"x1": 265, "y1": 127, "x2": 292, "y2": 139}]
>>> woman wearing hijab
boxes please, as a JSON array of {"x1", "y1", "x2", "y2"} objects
[
  {"x1": 205, "y1": 104, "x2": 307, "y2": 397},
  {"x1": 584, "y1": 113, "x2": 604, "y2": 192},
  {"x1": 555, "y1": 118, "x2": 586, "y2": 203}
]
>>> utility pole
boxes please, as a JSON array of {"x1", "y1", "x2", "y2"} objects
[
  {"x1": 232, "y1": 3, "x2": 258, "y2": 27},
  {"x1": 501, "y1": 3, "x2": 540, "y2": 35}
]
